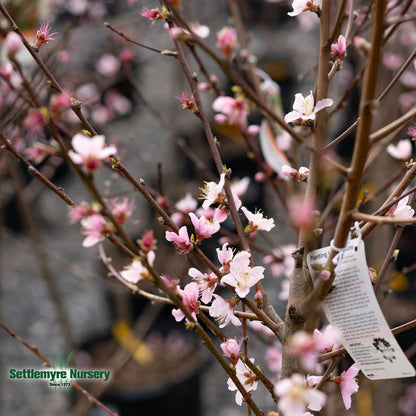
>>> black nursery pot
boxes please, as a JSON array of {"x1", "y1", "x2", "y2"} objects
[{"x1": 75, "y1": 331, "x2": 202, "y2": 416}]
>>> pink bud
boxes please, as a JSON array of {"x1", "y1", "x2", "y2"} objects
[
  {"x1": 247, "y1": 125, "x2": 260, "y2": 136},
  {"x1": 4, "y1": 32, "x2": 22, "y2": 58},
  {"x1": 216, "y1": 27, "x2": 238, "y2": 59},
  {"x1": 319, "y1": 270, "x2": 331, "y2": 281}
]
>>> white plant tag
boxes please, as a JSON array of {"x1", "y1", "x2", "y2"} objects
[{"x1": 307, "y1": 238, "x2": 415, "y2": 380}]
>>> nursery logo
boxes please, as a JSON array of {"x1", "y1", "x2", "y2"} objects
[{"x1": 8, "y1": 350, "x2": 111, "y2": 392}]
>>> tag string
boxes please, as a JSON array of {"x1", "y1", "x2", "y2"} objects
[{"x1": 330, "y1": 222, "x2": 362, "y2": 269}]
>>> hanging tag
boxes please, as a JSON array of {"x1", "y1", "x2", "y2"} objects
[{"x1": 307, "y1": 238, "x2": 415, "y2": 380}]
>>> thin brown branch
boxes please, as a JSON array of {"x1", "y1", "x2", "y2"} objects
[{"x1": 104, "y1": 22, "x2": 178, "y2": 57}]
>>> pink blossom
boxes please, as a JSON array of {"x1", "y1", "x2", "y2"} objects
[
  {"x1": 389, "y1": 195, "x2": 415, "y2": 222},
  {"x1": 274, "y1": 373, "x2": 326, "y2": 416},
  {"x1": 265, "y1": 344, "x2": 282, "y2": 374},
  {"x1": 68, "y1": 133, "x2": 116, "y2": 173},
  {"x1": 104, "y1": 90, "x2": 132, "y2": 116},
  {"x1": 137, "y1": 230, "x2": 157, "y2": 253},
  {"x1": 227, "y1": 358, "x2": 258, "y2": 405},
  {"x1": 190, "y1": 22, "x2": 210, "y2": 39},
  {"x1": 4, "y1": 31, "x2": 22, "y2": 58},
  {"x1": 212, "y1": 95, "x2": 249, "y2": 129},
  {"x1": 331, "y1": 35, "x2": 347, "y2": 61},
  {"x1": 263, "y1": 245, "x2": 295, "y2": 278},
  {"x1": 80, "y1": 214, "x2": 114, "y2": 247},
  {"x1": 141, "y1": 7, "x2": 164, "y2": 23},
  {"x1": 176, "y1": 91, "x2": 198, "y2": 112},
  {"x1": 189, "y1": 267, "x2": 217, "y2": 304},
  {"x1": 216, "y1": 27, "x2": 238, "y2": 59},
  {"x1": 285, "y1": 91, "x2": 333, "y2": 125},
  {"x1": 290, "y1": 331, "x2": 318, "y2": 371},
  {"x1": 230, "y1": 176, "x2": 250, "y2": 198},
  {"x1": 279, "y1": 278, "x2": 290, "y2": 300},
  {"x1": 177, "y1": 193, "x2": 198, "y2": 212},
  {"x1": 276, "y1": 130, "x2": 292, "y2": 151},
  {"x1": 96, "y1": 54, "x2": 121, "y2": 77},
  {"x1": 248, "y1": 320, "x2": 275, "y2": 339},
  {"x1": 288, "y1": 196, "x2": 317, "y2": 229},
  {"x1": 169, "y1": 27, "x2": 190, "y2": 41},
  {"x1": 91, "y1": 106, "x2": 111, "y2": 125},
  {"x1": 35, "y1": 22, "x2": 58, "y2": 49},
  {"x1": 199, "y1": 82, "x2": 211, "y2": 91},
  {"x1": 384, "y1": 52, "x2": 402, "y2": 70},
  {"x1": 217, "y1": 242, "x2": 234, "y2": 273},
  {"x1": 387, "y1": 139, "x2": 412, "y2": 161},
  {"x1": 247, "y1": 124, "x2": 260, "y2": 136},
  {"x1": 288, "y1": 0, "x2": 322, "y2": 17},
  {"x1": 189, "y1": 212, "x2": 221, "y2": 242},
  {"x1": 332, "y1": 363, "x2": 360, "y2": 409},
  {"x1": 68, "y1": 202, "x2": 100, "y2": 224},
  {"x1": 23, "y1": 108, "x2": 49, "y2": 135},
  {"x1": 172, "y1": 282, "x2": 200, "y2": 322},
  {"x1": 120, "y1": 48, "x2": 134, "y2": 64},
  {"x1": 209, "y1": 294, "x2": 241, "y2": 328},
  {"x1": 24, "y1": 142, "x2": 56, "y2": 164},
  {"x1": 201, "y1": 173, "x2": 226, "y2": 209},
  {"x1": 353, "y1": 36, "x2": 371, "y2": 53},
  {"x1": 313, "y1": 325, "x2": 342, "y2": 353},
  {"x1": 120, "y1": 251, "x2": 155, "y2": 284},
  {"x1": 49, "y1": 91, "x2": 72, "y2": 119},
  {"x1": 318, "y1": 269, "x2": 330, "y2": 281},
  {"x1": 0, "y1": 62, "x2": 13, "y2": 80},
  {"x1": 111, "y1": 198, "x2": 135, "y2": 225},
  {"x1": 241, "y1": 206, "x2": 275, "y2": 233},
  {"x1": 221, "y1": 250, "x2": 264, "y2": 298},
  {"x1": 171, "y1": 193, "x2": 198, "y2": 226},
  {"x1": 221, "y1": 338, "x2": 242, "y2": 365},
  {"x1": 165, "y1": 226, "x2": 192, "y2": 254}
]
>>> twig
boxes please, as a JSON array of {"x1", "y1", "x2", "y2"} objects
[
  {"x1": 104, "y1": 22, "x2": 178, "y2": 57},
  {"x1": 0, "y1": 132, "x2": 74, "y2": 206},
  {"x1": 373, "y1": 226, "x2": 405, "y2": 292}
]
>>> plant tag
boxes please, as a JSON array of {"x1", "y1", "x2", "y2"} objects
[{"x1": 307, "y1": 238, "x2": 415, "y2": 380}]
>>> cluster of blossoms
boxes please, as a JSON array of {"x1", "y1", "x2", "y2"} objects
[
  {"x1": 171, "y1": 246, "x2": 265, "y2": 326},
  {"x1": 165, "y1": 173, "x2": 274, "y2": 254},
  {"x1": 69, "y1": 197, "x2": 134, "y2": 248},
  {"x1": 66, "y1": 131, "x2": 136, "y2": 248},
  {"x1": 271, "y1": 326, "x2": 360, "y2": 415},
  {"x1": 289, "y1": 326, "x2": 342, "y2": 372}
]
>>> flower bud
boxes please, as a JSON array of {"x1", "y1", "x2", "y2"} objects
[{"x1": 4, "y1": 32, "x2": 22, "y2": 58}]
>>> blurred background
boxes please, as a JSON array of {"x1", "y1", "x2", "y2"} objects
[{"x1": 1, "y1": 1, "x2": 415, "y2": 415}]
